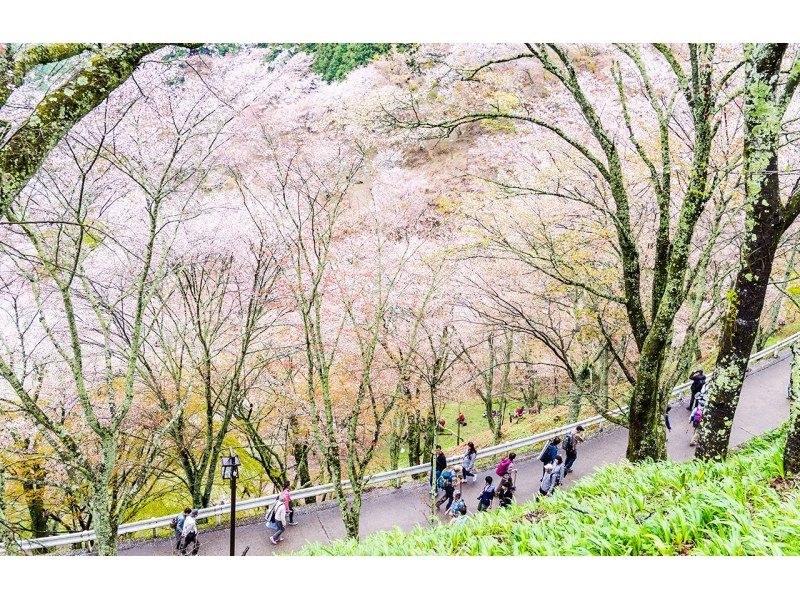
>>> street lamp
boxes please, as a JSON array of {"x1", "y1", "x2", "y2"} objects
[{"x1": 220, "y1": 448, "x2": 241, "y2": 556}]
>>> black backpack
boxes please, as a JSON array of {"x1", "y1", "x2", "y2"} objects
[{"x1": 562, "y1": 434, "x2": 574, "y2": 451}]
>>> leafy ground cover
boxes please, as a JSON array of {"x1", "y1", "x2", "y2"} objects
[{"x1": 299, "y1": 427, "x2": 800, "y2": 555}]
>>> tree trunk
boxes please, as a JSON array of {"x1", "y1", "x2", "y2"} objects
[
  {"x1": 388, "y1": 417, "x2": 403, "y2": 487},
  {"x1": 423, "y1": 411, "x2": 435, "y2": 460},
  {"x1": 89, "y1": 435, "x2": 120, "y2": 556},
  {"x1": 340, "y1": 489, "x2": 363, "y2": 540},
  {"x1": 0, "y1": 44, "x2": 169, "y2": 217},
  {"x1": 90, "y1": 485, "x2": 117, "y2": 555},
  {"x1": 568, "y1": 382, "x2": 582, "y2": 422},
  {"x1": 406, "y1": 410, "x2": 422, "y2": 466},
  {"x1": 626, "y1": 332, "x2": 670, "y2": 462},
  {"x1": 697, "y1": 44, "x2": 788, "y2": 461},
  {"x1": 598, "y1": 348, "x2": 610, "y2": 412},
  {"x1": 522, "y1": 376, "x2": 539, "y2": 409},
  {"x1": 783, "y1": 343, "x2": 800, "y2": 476},
  {"x1": 293, "y1": 441, "x2": 314, "y2": 505},
  {"x1": 185, "y1": 468, "x2": 205, "y2": 509},
  {"x1": 0, "y1": 464, "x2": 20, "y2": 555},
  {"x1": 22, "y1": 460, "x2": 49, "y2": 540}
]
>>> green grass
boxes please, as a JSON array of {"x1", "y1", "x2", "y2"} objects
[
  {"x1": 298, "y1": 427, "x2": 800, "y2": 555},
  {"x1": 765, "y1": 316, "x2": 800, "y2": 348}
]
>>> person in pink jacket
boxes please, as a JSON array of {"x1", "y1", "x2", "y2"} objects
[{"x1": 280, "y1": 481, "x2": 297, "y2": 526}]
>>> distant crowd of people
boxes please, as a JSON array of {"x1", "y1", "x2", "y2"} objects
[{"x1": 430, "y1": 425, "x2": 586, "y2": 523}]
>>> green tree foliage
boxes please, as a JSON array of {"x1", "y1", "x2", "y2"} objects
[{"x1": 269, "y1": 43, "x2": 414, "y2": 82}]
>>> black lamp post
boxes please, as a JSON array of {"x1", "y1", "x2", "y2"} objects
[{"x1": 220, "y1": 448, "x2": 241, "y2": 556}]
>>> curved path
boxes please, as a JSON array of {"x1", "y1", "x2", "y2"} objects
[{"x1": 121, "y1": 351, "x2": 792, "y2": 556}]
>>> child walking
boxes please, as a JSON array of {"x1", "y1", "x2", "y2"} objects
[{"x1": 477, "y1": 475, "x2": 496, "y2": 511}]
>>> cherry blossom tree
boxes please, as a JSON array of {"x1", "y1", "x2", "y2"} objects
[
  {"x1": 386, "y1": 43, "x2": 743, "y2": 461},
  {"x1": 138, "y1": 239, "x2": 286, "y2": 507},
  {"x1": 0, "y1": 70, "x2": 229, "y2": 553}
]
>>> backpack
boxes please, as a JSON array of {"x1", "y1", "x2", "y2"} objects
[
  {"x1": 478, "y1": 485, "x2": 495, "y2": 504},
  {"x1": 692, "y1": 408, "x2": 703, "y2": 425},
  {"x1": 451, "y1": 498, "x2": 465, "y2": 512},
  {"x1": 496, "y1": 457, "x2": 511, "y2": 477},
  {"x1": 439, "y1": 470, "x2": 454, "y2": 489},
  {"x1": 266, "y1": 502, "x2": 278, "y2": 523},
  {"x1": 537, "y1": 444, "x2": 549, "y2": 462},
  {"x1": 562, "y1": 434, "x2": 574, "y2": 451},
  {"x1": 170, "y1": 517, "x2": 178, "y2": 530}
]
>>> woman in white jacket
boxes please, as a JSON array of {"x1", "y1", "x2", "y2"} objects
[
  {"x1": 462, "y1": 441, "x2": 477, "y2": 483},
  {"x1": 269, "y1": 500, "x2": 287, "y2": 545}
]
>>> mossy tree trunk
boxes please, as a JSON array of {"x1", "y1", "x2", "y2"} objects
[
  {"x1": 21, "y1": 458, "x2": 50, "y2": 543},
  {"x1": 0, "y1": 463, "x2": 20, "y2": 555},
  {"x1": 387, "y1": 410, "x2": 405, "y2": 487},
  {"x1": 89, "y1": 435, "x2": 119, "y2": 556},
  {"x1": 0, "y1": 43, "x2": 204, "y2": 217},
  {"x1": 783, "y1": 343, "x2": 800, "y2": 476},
  {"x1": 406, "y1": 409, "x2": 422, "y2": 466},
  {"x1": 290, "y1": 421, "x2": 314, "y2": 504},
  {"x1": 698, "y1": 44, "x2": 800, "y2": 460}
]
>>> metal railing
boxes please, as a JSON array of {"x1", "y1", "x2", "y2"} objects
[{"x1": 9, "y1": 331, "x2": 799, "y2": 552}]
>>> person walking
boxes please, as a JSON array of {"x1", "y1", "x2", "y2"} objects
[
  {"x1": 268, "y1": 498, "x2": 287, "y2": 545},
  {"x1": 461, "y1": 441, "x2": 478, "y2": 483},
  {"x1": 179, "y1": 509, "x2": 199, "y2": 555},
  {"x1": 563, "y1": 425, "x2": 584, "y2": 476},
  {"x1": 436, "y1": 467, "x2": 456, "y2": 511},
  {"x1": 689, "y1": 398, "x2": 706, "y2": 447},
  {"x1": 497, "y1": 478, "x2": 514, "y2": 507},
  {"x1": 539, "y1": 455, "x2": 565, "y2": 496},
  {"x1": 477, "y1": 475, "x2": 496, "y2": 512},
  {"x1": 279, "y1": 481, "x2": 297, "y2": 526},
  {"x1": 537, "y1": 437, "x2": 560, "y2": 479},
  {"x1": 665, "y1": 405, "x2": 672, "y2": 432},
  {"x1": 450, "y1": 503, "x2": 469, "y2": 525},
  {"x1": 172, "y1": 507, "x2": 191, "y2": 552},
  {"x1": 495, "y1": 452, "x2": 517, "y2": 489},
  {"x1": 431, "y1": 444, "x2": 447, "y2": 487},
  {"x1": 688, "y1": 369, "x2": 706, "y2": 411},
  {"x1": 448, "y1": 490, "x2": 466, "y2": 519}
]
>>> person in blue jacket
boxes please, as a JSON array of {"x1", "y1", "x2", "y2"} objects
[{"x1": 538, "y1": 437, "x2": 561, "y2": 480}]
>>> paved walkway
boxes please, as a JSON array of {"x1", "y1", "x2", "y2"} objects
[{"x1": 121, "y1": 351, "x2": 792, "y2": 556}]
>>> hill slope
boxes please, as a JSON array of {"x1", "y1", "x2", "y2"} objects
[{"x1": 299, "y1": 428, "x2": 800, "y2": 555}]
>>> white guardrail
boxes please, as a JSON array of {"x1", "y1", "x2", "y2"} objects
[{"x1": 9, "y1": 331, "x2": 799, "y2": 552}]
